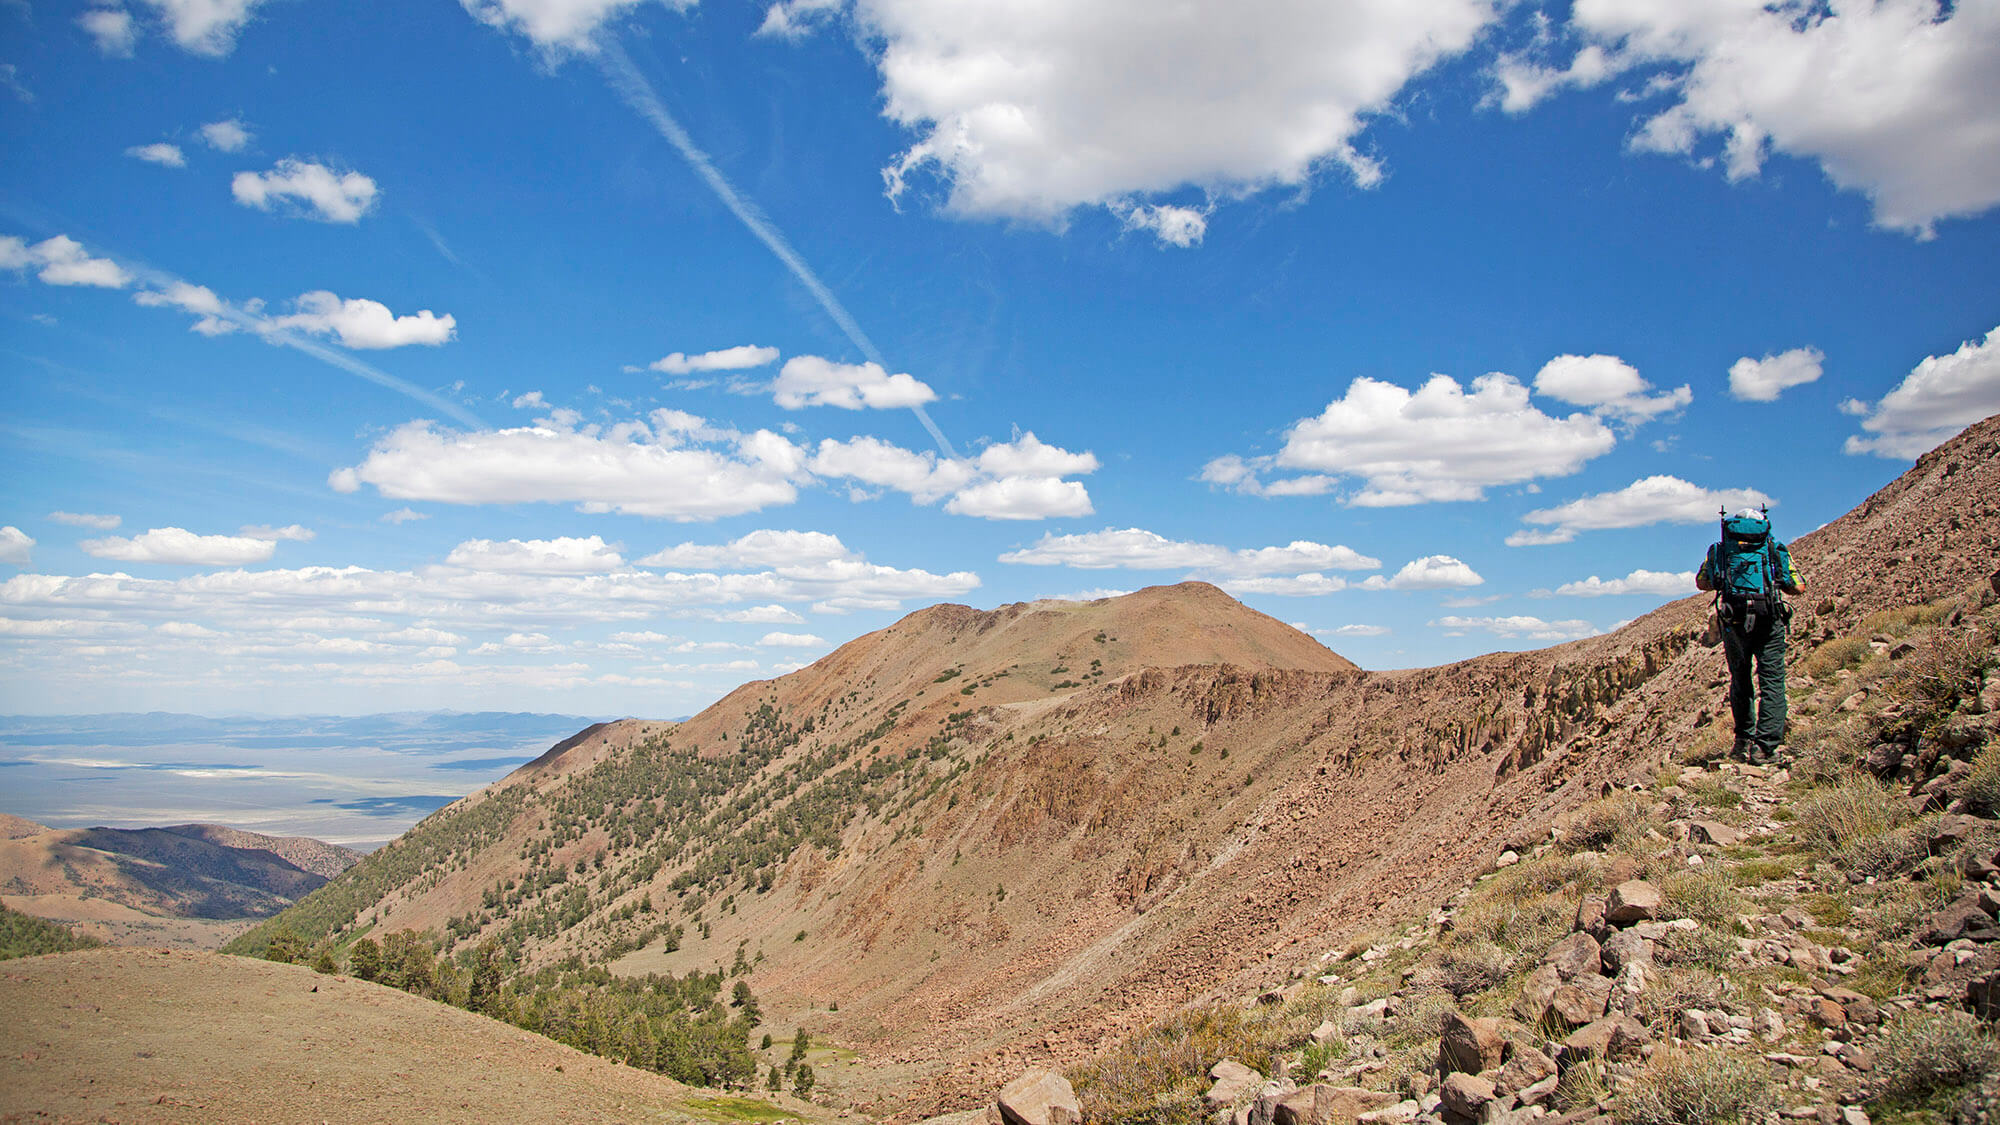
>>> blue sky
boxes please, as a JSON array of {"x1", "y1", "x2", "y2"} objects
[{"x1": 4, "y1": 0, "x2": 1998, "y2": 717}]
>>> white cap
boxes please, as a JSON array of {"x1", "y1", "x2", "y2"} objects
[{"x1": 1734, "y1": 507, "x2": 1764, "y2": 520}]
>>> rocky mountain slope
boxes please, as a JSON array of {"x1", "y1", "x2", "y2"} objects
[
  {"x1": 0, "y1": 818, "x2": 360, "y2": 948},
  {"x1": 234, "y1": 415, "x2": 2000, "y2": 1119}
]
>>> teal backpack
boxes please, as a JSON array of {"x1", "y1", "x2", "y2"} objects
[{"x1": 1710, "y1": 509, "x2": 1781, "y2": 630}]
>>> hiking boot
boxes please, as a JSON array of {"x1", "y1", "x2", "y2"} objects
[
  {"x1": 1732, "y1": 741, "x2": 1755, "y2": 763},
  {"x1": 1748, "y1": 744, "x2": 1779, "y2": 766}
]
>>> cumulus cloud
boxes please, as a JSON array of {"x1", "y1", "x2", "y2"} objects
[
  {"x1": 239, "y1": 524, "x2": 315, "y2": 542},
  {"x1": 757, "y1": 0, "x2": 842, "y2": 39},
  {"x1": 0, "y1": 527, "x2": 33, "y2": 566},
  {"x1": 330, "y1": 412, "x2": 806, "y2": 521},
  {"x1": 1512, "y1": 475, "x2": 1773, "y2": 545},
  {"x1": 649, "y1": 345, "x2": 779, "y2": 375},
  {"x1": 1551, "y1": 569, "x2": 1696, "y2": 597},
  {"x1": 48, "y1": 512, "x2": 121, "y2": 530},
  {"x1": 136, "y1": 0, "x2": 273, "y2": 55},
  {"x1": 1209, "y1": 374, "x2": 1616, "y2": 506},
  {"x1": 460, "y1": 0, "x2": 695, "y2": 51},
  {"x1": 445, "y1": 536, "x2": 626, "y2": 574},
  {"x1": 1843, "y1": 326, "x2": 2000, "y2": 459},
  {"x1": 1492, "y1": 43, "x2": 1620, "y2": 113},
  {"x1": 756, "y1": 631, "x2": 825, "y2": 648},
  {"x1": 80, "y1": 8, "x2": 138, "y2": 56},
  {"x1": 80, "y1": 527, "x2": 279, "y2": 566},
  {"x1": 200, "y1": 118, "x2": 252, "y2": 152},
  {"x1": 267, "y1": 291, "x2": 455, "y2": 349},
  {"x1": 811, "y1": 430, "x2": 1098, "y2": 520},
  {"x1": 0, "y1": 235, "x2": 132, "y2": 289},
  {"x1": 232, "y1": 159, "x2": 379, "y2": 223},
  {"x1": 1729, "y1": 346, "x2": 1825, "y2": 402},
  {"x1": 1430, "y1": 614, "x2": 1600, "y2": 641},
  {"x1": 127, "y1": 142, "x2": 187, "y2": 167},
  {"x1": 1563, "y1": 0, "x2": 2000, "y2": 237},
  {"x1": 870, "y1": 0, "x2": 1496, "y2": 234},
  {"x1": 1532, "y1": 353, "x2": 1691, "y2": 423},
  {"x1": 999, "y1": 528, "x2": 1379, "y2": 580},
  {"x1": 1114, "y1": 202, "x2": 1211, "y2": 248},
  {"x1": 772, "y1": 355, "x2": 938, "y2": 410},
  {"x1": 640, "y1": 529, "x2": 854, "y2": 570},
  {"x1": 1323, "y1": 623, "x2": 1391, "y2": 637},
  {"x1": 381, "y1": 508, "x2": 428, "y2": 525},
  {"x1": 1360, "y1": 555, "x2": 1485, "y2": 591}
]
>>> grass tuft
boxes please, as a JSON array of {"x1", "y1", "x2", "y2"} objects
[{"x1": 1619, "y1": 1048, "x2": 1771, "y2": 1125}]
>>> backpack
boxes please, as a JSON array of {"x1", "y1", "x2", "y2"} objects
[{"x1": 1710, "y1": 513, "x2": 1782, "y2": 630}]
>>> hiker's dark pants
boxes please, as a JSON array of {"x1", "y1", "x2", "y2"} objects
[{"x1": 1723, "y1": 615, "x2": 1788, "y2": 752}]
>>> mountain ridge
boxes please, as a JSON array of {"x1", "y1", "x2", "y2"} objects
[{"x1": 232, "y1": 413, "x2": 2000, "y2": 1119}]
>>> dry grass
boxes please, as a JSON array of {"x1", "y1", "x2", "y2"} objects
[
  {"x1": 1873, "y1": 1009, "x2": 2000, "y2": 1101},
  {"x1": 1068, "y1": 1005, "x2": 1289, "y2": 1125},
  {"x1": 1561, "y1": 792, "x2": 1661, "y2": 853},
  {"x1": 1962, "y1": 743, "x2": 2000, "y2": 818},
  {"x1": 1800, "y1": 635, "x2": 1874, "y2": 682},
  {"x1": 1619, "y1": 1048, "x2": 1772, "y2": 1125},
  {"x1": 1793, "y1": 778, "x2": 1906, "y2": 862}
]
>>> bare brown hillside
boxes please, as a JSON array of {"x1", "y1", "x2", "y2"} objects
[
  {"x1": 0, "y1": 947, "x2": 835, "y2": 1125},
  {"x1": 0, "y1": 822, "x2": 358, "y2": 949},
  {"x1": 236, "y1": 414, "x2": 2000, "y2": 1120}
]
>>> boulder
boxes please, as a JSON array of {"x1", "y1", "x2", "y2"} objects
[
  {"x1": 1562, "y1": 1015, "x2": 1649, "y2": 1061},
  {"x1": 1272, "y1": 1085, "x2": 1399, "y2": 1125},
  {"x1": 1438, "y1": 1010, "x2": 1508, "y2": 1076},
  {"x1": 1438, "y1": 1073, "x2": 1495, "y2": 1122},
  {"x1": 1355, "y1": 1103, "x2": 1419, "y2": 1125},
  {"x1": 1606, "y1": 880, "x2": 1661, "y2": 925},
  {"x1": 997, "y1": 1069, "x2": 1083, "y2": 1125},
  {"x1": 1930, "y1": 814, "x2": 1990, "y2": 851},
  {"x1": 1549, "y1": 973, "x2": 1615, "y2": 1026},
  {"x1": 1819, "y1": 987, "x2": 1879, "y2": 1026},
  {"x1": 1600, "y1": 930, "x2": 1654, "y2": 975},
  {"x1": 1493, "y1": 1045, "x2": 1556, "y2": 1098},
  {"x1": 1575, "y1": 895, "x2": 1609, "y2": 940},
  {"x1": 1206, "y1": 1060, "x2": 1264, "y2": 1109},
  {"x1": 1920, "y1": 902, "x2": 2000, "y2": 945},
  {"x1": 1688, "y1": 820, "x2": 1743, "y2": 847},
  {"x1": 1545, "y1": 932, "x2": 1602, "y2": 980},
  {"x1": 1244, "y1": 1080, "x2": 1299, "y2": 1125},
  {"x1": 1513, "y1": 963, "x2": 1562, "y2": 1024}
]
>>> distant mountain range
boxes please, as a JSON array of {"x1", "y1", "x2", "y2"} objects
[{"x1": 0, "y1": 711, "x2": 604, "y2": 749}]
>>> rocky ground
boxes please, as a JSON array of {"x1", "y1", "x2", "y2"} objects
[{"x1": 994, "y1": 576, "x2": 2000, "y2": 1125}]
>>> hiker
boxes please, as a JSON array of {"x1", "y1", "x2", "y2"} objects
[{"x1": 1696, "y1": 506, "x2": 1804, "y2": 765}]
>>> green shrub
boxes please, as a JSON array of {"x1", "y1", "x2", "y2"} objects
[
  {"x1": 1962, "y1": 744, "x2": 2000, "y2": 818},
  {"x1": 1873, "y1": 1009, "x2": 1998, "y2": 1102},
  {"x1": 1794, "y1": 779, "x2": 1905, "y2": 862},
  {"x1": 0, "y1": 903, "x2": 101, "y2": 960},
  {"x1": 1619, "y1": 1048, "x2": 1771, "y2": 1125},
  {"x1": 1801, "y1": 635, "x2": 1873, "y2": 682},
  {"x1": 1653, "y1": 925, "x2": 1737, "y2": 972}
]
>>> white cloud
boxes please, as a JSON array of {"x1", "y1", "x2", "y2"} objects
[
  {"x1": 48, "y1": 512, "x2": 121, "y2": 530},
  {"x1": 267, "y1": 291, "x2": 455, "y2": 349},
  {"x1": 1217, "y1": 574, "x2": 1350, "y2": 597},
  {"x1": 127, "y1": 142, "x2": 187, "y2": 167},
  {"x1": 757, "y1": 631, "x2": 825, "y2": 648},
  {"x1": 809, "y1": 436, "x2": 971, "y2": 502},
  {"x1": 445, "y1": 536, "x2": 626, "y2": 574},
  {"x1": 330, "y1": 414, "x2": 806, "y2": 521},
  {"x1": 973, "y1": 432, "x2": 1100, "y2": 479},
  {"x1": 1323, "y1": 623, "x2": 1391, "y2": 637},
  {"x1": 870, "y1": 0, "x2": 1496, "y2": 233},
  {"x1": 1516, "y1": 476, "x2": 1774, "y2": 542},
  {"x1": 0, "y1": 527, "x2": 33, "y2": 566},
  {"x1": 1431, "y1": 614, "x2": 1600, "y2": 641},
  {"x1": 640, "y1": 529, "x2": 854, "y2": 570},
  {"x1": 1532, "y1": 353, "x2": 1691, "y2": 423},
  {"x1": 80, "y1": 8, "x2": 138, "y2": 56},
  {"x1": 649, "y1": 345, "x2": 780, "y2": 375},
  {"x1": 1551, "y1": 569, "x2": 1696, "y2": 597},
  {"x1": 1844, "y1": 326, "x2": 2000, "y2": 459},
  {"x1": 79, "y1": 527, "x2": 279, "y2": 566},
  {"x1": 1211, "y1": 374, "x2": 1616, "y2": 505},
  {"x1": 999, "y1": 528, "x2": 1378, "y2": 577},
  {"x1": 200, "y1": 118, "x2": 252, "y2": 152},
  {"x1": 0, "y1": 235, "x2": 133, "y2": 289},
  {"x1": 239, "y1": 524, "x2": 315, "y2": 542},
  {"x1": 381, "y1": 508, "x2": 428, "y2": 525},
  {"x1": 1493, "y1": 43, "x2": 1620, "y2": 113},
  {"x1": 232, "y1": 159, "x2": 379, "y2": 223},
  {"x1": 1729, "y1": 346, "x2": 1825, "y2": 402},
  {"x1": 773, "y1": 355, "x2": 938, "y2": 410},
  {"x1": 137, "y1": 0, "x2": 272, "y2": 55},
  {"x1": 473, "y1": 631, "x2": 560, "y2": 655},
  {"x1": 1114, "y1": 202, "x2": 1210, "y2": 248},
  {"x1": 757, "y1": 0, "x2": 842, "y2": 39},
  {"x1": 460, "y1": 0, "x2": 695, "y2": 51},
  {"x1": 1567, "y1": 0, "x2": 2000, "y2": 237},
  {"x1": 1360, "y1": 555, "x2": 1484, "y2": 591},
  {"x1": 945, "y1": 476, "x2": 1092, "y2": 521},
  {"x1": 716, "y1": 604, "x2": 806, "y2": 624}
]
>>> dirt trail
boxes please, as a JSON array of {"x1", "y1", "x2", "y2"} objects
[{"x1": 0, "y1": 948, "x2": 834, "y2": 1125}]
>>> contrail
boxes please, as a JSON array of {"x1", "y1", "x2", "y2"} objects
[{"x1": 593, "y1": 38, "x2": 958, "y2": 460}]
